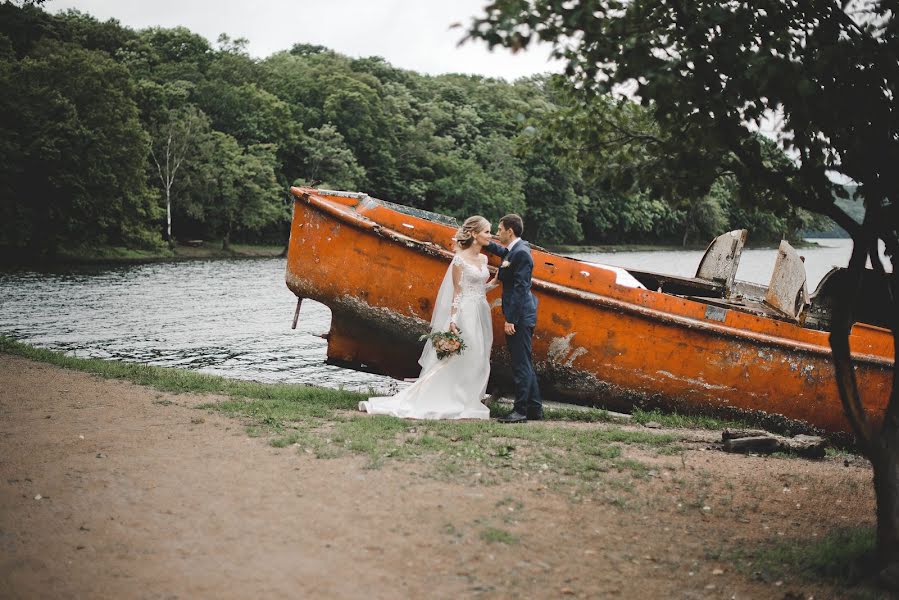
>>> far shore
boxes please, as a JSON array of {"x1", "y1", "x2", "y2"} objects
[
  {"x1": 2, "y1": 236, "x2": 846, "y2": 267},
  {"x1": 0, "y1": 241, "x2": 286, "y2": 266},
  {"x1": 541, "y1": 237, "x2": 837, "y2": 255}
]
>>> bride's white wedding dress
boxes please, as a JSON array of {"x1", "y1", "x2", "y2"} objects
[{"x1": 359, "y1": 254, "x2": 493, "y2": 420}]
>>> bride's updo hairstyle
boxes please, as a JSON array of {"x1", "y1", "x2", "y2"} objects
[{"x1": 452, "y1": 216, "x2": 490, "y2": 249}]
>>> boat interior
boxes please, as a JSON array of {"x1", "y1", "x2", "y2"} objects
[{"x1": 616, "y1": 229, "x2": 892, "y2": 332}]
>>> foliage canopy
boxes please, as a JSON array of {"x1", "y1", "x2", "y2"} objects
[{"x1": 0, "y1": 1, "x2": 857, "y2": 255}]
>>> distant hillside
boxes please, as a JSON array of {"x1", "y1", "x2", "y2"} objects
[{"x1": 802, "y1": 186, "x2": 863, "y2": 238}]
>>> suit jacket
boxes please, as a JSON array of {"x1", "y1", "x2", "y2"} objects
[{"x1": 485, "y1": 240, "x2": 538, "y2": 328}]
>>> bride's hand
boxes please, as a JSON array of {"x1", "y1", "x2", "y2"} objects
[{"x1": 449, "y1": 321, "x2": 460, "y2": 334}]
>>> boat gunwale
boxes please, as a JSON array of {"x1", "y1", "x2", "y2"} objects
[{"x1": 289, "y1": 187, "x2": 894, "y2": 369}]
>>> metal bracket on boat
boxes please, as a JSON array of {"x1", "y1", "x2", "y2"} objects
[
  {"x1": 695, "y1": 229, "x2": 747, "y2": 295},
  {"x1": 704, "y1": 305, "x2": 728, "y2": 322},
  {"x1": 291, "y1": 297, "x2": 304, "y2": 329},
  {"x1": 764, "y1": 240, "x2": 810, "y2": 321}
]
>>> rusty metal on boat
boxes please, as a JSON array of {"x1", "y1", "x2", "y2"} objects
[{"x1": 285, "y1": 186, "x2": 894, "y2": 437}]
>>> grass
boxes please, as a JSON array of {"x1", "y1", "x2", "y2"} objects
[
  {"x1": 631, "y1": 408, "x2": 753, "y2": 430},
  {"x1": 0, "y1": 336, "x2": 363, "y2": 409},
  {"x1": 730, "y1": 527, "x2": 883, "y2": 597},
  {"x1": 0, "y1": 334, "x2": 783, "y2": 501},
  {"x1": 1, "y1": 335, "x2": 693, "y2": 498},
  {"x1": 57, "y1": 245, "x2": 175, "y2": 262},
  {"x1": 480, "y1": 526, "x2": 519, "y2": 545}
]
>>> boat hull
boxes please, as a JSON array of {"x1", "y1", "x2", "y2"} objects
[{"x1": 285, "y1": 187, "x2": 894, "y2": 438}]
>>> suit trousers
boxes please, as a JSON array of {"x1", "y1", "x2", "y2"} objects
[{"x1": 506, "y1": 324, "x2": 542, "y2": 416}]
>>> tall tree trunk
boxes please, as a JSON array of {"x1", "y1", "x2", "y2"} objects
[
  {"x1": 875, "y1": 259, "x2": 899, "y2": 580},
  {"x1": 150, "y1": 111, "x2": 198, "y2": 247},
  {"x1": 682, "y1": 204, "x2": 694, "y2": 247},
  {"x1": 873, "y1": 442, "x2": 899, "y2": 575},
  {"x1": 830, "y1": 222, "x2": 899, "y2": 585},
  {"x1": 222, "y1": 221, "x2": 231, "y2": 251},
  {"x1": 165, "y1": 186, "x2": 172, "y2": 243}
]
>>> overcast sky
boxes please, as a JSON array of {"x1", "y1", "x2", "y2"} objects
[{"x1": 46, "y1": 0, "x2": 559, "y2": 80}]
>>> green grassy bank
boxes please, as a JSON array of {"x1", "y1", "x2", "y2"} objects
[{"x1": 0, "y1": 336, "x2": 727, "y2": 479}]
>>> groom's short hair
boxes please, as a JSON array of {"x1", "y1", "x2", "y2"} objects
[{"x1": 500, "y1": 214, "x2": 524, "y2": 237}]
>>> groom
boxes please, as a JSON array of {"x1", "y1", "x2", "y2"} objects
[{"x1": 485, "y1": 214, "x2": 543, "y2": 423}]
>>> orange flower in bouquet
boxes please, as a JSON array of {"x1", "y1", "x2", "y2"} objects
[{"x1": 420, "y1": 330, "x2": 466, "y2": 359}]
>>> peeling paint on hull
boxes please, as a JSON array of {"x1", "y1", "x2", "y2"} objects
[{"x1": 285, "y1": 187, "x2": 895, "y2": 438}]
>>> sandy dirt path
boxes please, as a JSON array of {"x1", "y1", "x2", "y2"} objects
[{"x1": 0, "y1": 354, "x2": 876, "y2": 599}]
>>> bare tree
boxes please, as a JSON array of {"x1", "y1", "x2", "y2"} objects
[{"x1": 148, "y1": 106, "x2": 205, "y2": 243}]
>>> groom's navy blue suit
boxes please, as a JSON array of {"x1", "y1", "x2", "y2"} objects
[{"x1": 486, "y1": 239, "x2": 543, "y2": 418}]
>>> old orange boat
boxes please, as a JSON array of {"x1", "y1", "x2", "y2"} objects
[{"x1": 285, "y1": 187, "x2": 894, "y2": 437}]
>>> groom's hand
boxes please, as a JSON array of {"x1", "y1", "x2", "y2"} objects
[{"x1": 504, "y1": 322, "x2": 516, "y2": 335}]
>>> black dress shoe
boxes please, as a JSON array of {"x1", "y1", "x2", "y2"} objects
[{"x1": 498, "y1": 411, "x2": 528, "y2": 423}]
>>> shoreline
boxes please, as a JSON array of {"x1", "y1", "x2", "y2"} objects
[
  {"x1": 0, "y1": 242, "x2": 286, "y2": 267},
  {"x1": 1, "y1": 238, "x2": 843, "y2": 267},
  {"x1": 0, "y1": 337, "x2": 737, "y2": 430},
  {"x1": 548, "y1": 238, "x2": 835, "y2": 254}
]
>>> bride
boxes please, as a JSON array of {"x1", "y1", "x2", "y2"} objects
[{"x1": 359, "y1": 216, "x2": 496, "y2": 420}]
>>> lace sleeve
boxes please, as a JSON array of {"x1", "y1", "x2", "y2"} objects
[
  {"x1": 485, "y1": 253, "x2": 498, "y2": 290},
  {"x1": 450, "y1": 255, "x2": 463, "y2": 325}
]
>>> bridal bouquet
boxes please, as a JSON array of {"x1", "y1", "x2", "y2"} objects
[{"x1": 420, "y1": 330, "x2": 466, "y2": 359}]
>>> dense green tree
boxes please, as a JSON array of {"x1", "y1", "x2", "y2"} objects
[
  {"x1": 210, "y1": 34, "x2": 258, "y2": 84},
  {"x1": 682, "y1": 182, "x2": 730, "y2": 247},
  {"x1": 468, "y1": 0, "x2": 898, "y2": 579},
  {"x1": 258, "y1": 50, "x2": 403, "y2": 198},
  {"x1": 0, "y1": 1, "x2": 837, "y2": 259},
  {"x1": 299, "y1": 124, "x2": 366, "y2": 190},
  {"x1": 579, "y1": 190, "x2": 683, "y2": 244},
  {"x1": 54, "y1": 9, "x2": 136, "y2": 55},
  {"x1": 0, "y1": 37, "x2": 160, "y2": 254},
  {"x1": 200, "y1": 132, "x2": 283, "y2": 250},
  {"x1": 0, "y1": 1, "x2": 57, "y2": 56},
  {"x1": 124, "y1": 26, "x2": 212, "y2": 83},
  {"x1": 199, "y1": 80, "x2": 295, "y2": 147},
  {"x1": 429, "y1": 151, "x2": 525, "y2": 220},
  {"x1": 516, "y1": 144, "x2": 584, "y2": 244},
  {"x1": 319, "y1": 73, "x2": 401, "y2": 193},
  {"x1": 527, "y1": 78, "x2": 806, "y2": 245}
]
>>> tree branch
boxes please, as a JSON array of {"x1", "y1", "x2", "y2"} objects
[{"x1": 830, "y1": 226, "x2": 877, "y2": 452}]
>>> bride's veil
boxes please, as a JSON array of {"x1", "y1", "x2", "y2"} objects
[{"x1": 418, "y1": 257, "x2": 456, "y2": 372}]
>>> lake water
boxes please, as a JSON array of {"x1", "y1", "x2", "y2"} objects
[{"x1": 0, "y1": 238, "x2": 878, "y2": 394}]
